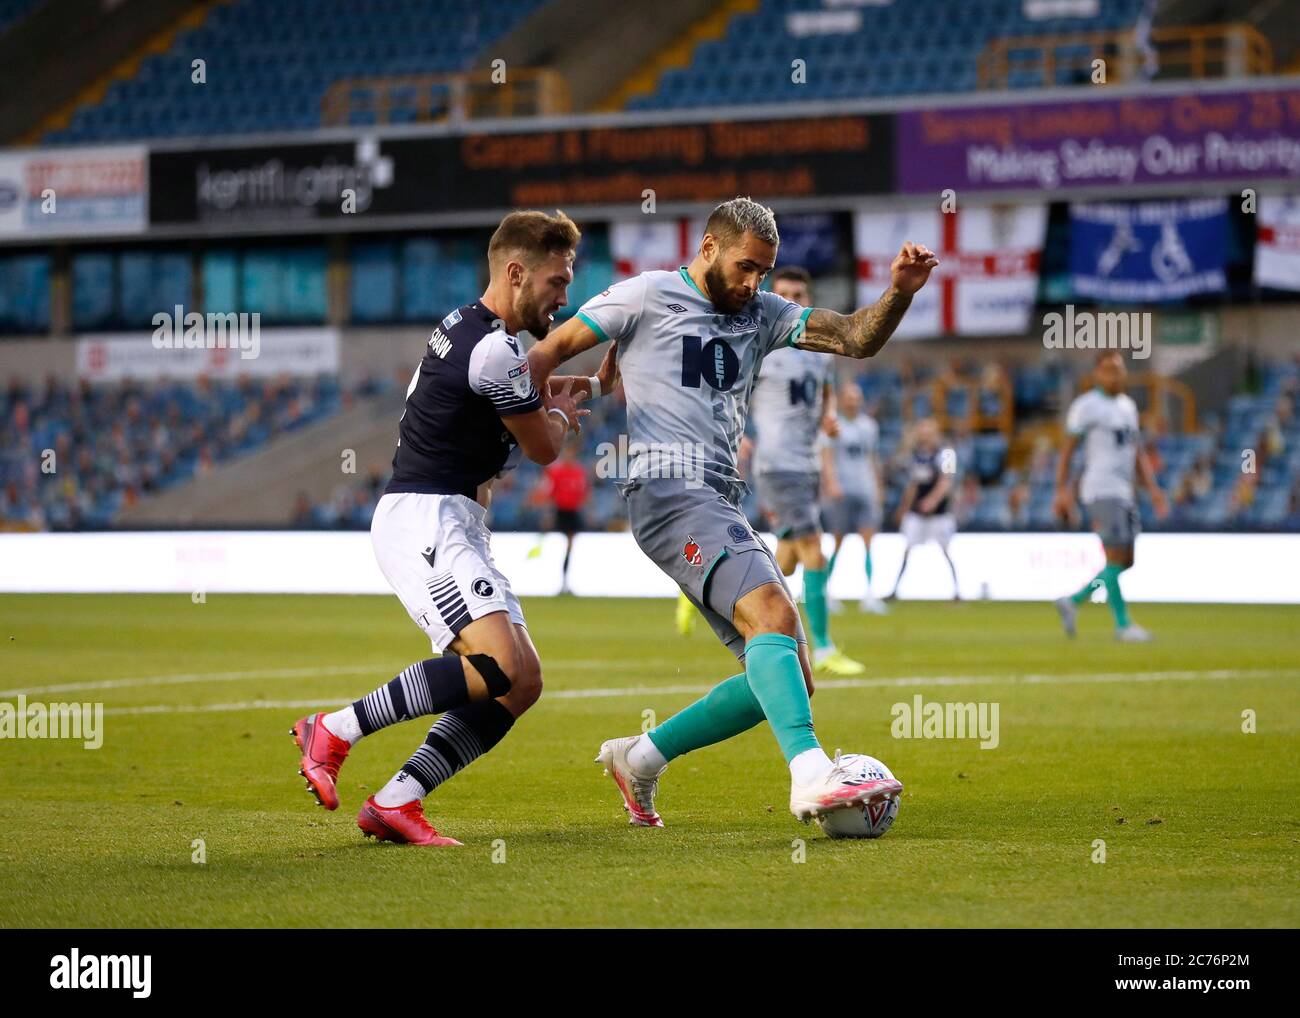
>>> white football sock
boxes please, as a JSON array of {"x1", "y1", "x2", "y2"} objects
[
  {"x1": 790, "y1": 747, "x2": 835, "y2": 786},
  {"x1": 321, "y1": 705, "x2": 362, "y2": 745},
  {"x1": 627, "y1": 735, "x2": 668, "y2": 775},
  {"x1": 374, "y1": 770, "x2": 424, "y2": 808}
]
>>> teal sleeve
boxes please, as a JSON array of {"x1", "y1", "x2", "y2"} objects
[{"x1": 576, "y1": 311, "x2": 611, "y2": 344}]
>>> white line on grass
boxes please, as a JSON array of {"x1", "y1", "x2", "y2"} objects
[
  {"x1": 93, "y1": 668, "x2": 1296, "y2": 716},
  {"x1": 0, "y1": 659, "x2": 676, "y2": 698}
]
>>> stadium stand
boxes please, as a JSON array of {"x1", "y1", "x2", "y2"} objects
[
  {"x1": 0, "y1": 373, "x2": 388, "y2": 530},
  {"x1": 624, "y1": 0, "x2": 1149, "y2": 110},
  {"x1": 43, "y1": 0, "x2": 546, "y2": 143}
]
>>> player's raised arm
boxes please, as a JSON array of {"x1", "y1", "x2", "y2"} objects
[{"x1": 794, "y1": 242, "x2": 938, "y2": 358}]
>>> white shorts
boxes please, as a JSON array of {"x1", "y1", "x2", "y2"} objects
[
  {"x1": 901, "y1": 511, "x2": 956, "y2": 549},
  {"x1": 371, "y1": 491, "x2": 525, "y2": 652}
]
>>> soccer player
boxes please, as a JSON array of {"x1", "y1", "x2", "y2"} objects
[
  {"x1": 529, "y1": 197, "x2": 936, "y2": 827},
  {"x1": 888, "y1": 417, "x2": 960, "y2": 600},
  {"x1": 291, "y1": 210, "x2": 612, "y2": 845},
  {"x1": 749, "y1": 265, "x2": 865, "y2": 676},
  {"x1": 1053, "y1": 350, "x2": 1168, "y2": 641},
  {"x1": 822, "y1": 381, "x2": 888, "y2": 614}
]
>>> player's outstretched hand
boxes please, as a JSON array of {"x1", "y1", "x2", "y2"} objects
[
  {"x1": 891, "y1": 242, "x2": 939, "y2": 296},
  {"x1": 1151, "y1": 488, "x2": 1170, "y2": 520},
  {"x1": 547, "y1": 376, "x2": 590, "y2": 434},
  {"x1": 821, "y1": 411, "x2": 840, "y2": 437}
]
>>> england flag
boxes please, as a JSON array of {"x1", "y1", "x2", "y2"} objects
[
  {"x1": 1255, "y1": 194, "x2": 1300, "y2": 292},
  {"x1": 609, "y1": 217, "x2": 706, "y2": 277},
  {"x1": 854, "y1": 204, "x2": 1046, "y2": 337}
]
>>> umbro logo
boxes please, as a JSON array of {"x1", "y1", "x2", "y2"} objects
[{"x1": 666, "y1": 303, "x2": 687, "y2": 313}]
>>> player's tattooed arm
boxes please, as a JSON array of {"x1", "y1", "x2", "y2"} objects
[{"x1": 795, "y1": 242, "x2": 938, "y2": 359}]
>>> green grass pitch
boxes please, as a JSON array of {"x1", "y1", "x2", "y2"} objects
[{"x1": 1, "y1": 594, "x2": 1297, "y2": 928}]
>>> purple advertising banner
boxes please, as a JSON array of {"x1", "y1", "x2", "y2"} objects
[{"x1": 897, "y1": 86, "x2": 1300, "y2": 194}]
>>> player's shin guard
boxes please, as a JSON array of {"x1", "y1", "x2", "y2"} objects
[
  {"x1": 802, "y1": 567, "x2": 832, "y2": 650},
  {"x1": 646, "y1": 672, "x2": 764, "y2": 762},
  {"x1": 352, "y1": 656, "x2": 478, "y2": 737},
  {"x1": 744, "y1": 633, "x2": 819, "y2": 763},
  {"x1": 375, "y1": 699, "x2": 516, "y2": 806}
]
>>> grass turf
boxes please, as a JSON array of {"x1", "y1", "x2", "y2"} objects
[{"x1": 0, "y1": 594, "x2": 1297, "y2": 928}]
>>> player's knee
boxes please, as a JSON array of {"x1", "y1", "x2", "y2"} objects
[
  {"x1": 755, "y1": 590, "x2": 800, "y2": 638},
  {"x1": 465, "y1": 649, "x2": 521, "y2": 699},
  {"x1": 511, "y1": 653, "x2": 543, "y2": 710},
  {"x1": 798, "y1": 538, "x2": 825, "y2": 570}
]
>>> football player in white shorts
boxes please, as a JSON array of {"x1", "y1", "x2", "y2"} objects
[
  {"x1": 888, "y1": 417, "x2": 960, "y2": 600},
  {"x1": 290, "y1": 210, "x2": 613, "y2": 845}
]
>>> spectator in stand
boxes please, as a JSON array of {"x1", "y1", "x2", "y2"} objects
[
  {"x1": 531, "y1": 436, "x2": 591, "y2": 594},
  {"x1": 1227, "y1": 473, "x2": 1257, "y2": 524}
]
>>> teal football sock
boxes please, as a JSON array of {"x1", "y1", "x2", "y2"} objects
[
  {"x1": 646, "y1": 673, "x2": 764, "y2": 762},
  {"x1": 803, "y1": 567, "x2": 831, "y2": 650},
  {"x1": 1101, "y1": 563, "x2": 1131, "y2": 628},
  {"x1": 744, "y1": 633, "x2": 819, "y2": 763},
  {"x1": 1070, "y1": 569, "x2": 1105, "y2": 605}
]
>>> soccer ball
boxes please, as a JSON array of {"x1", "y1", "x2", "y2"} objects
[{"x1": 815, "y1": 754, "x2": 900, "y2": 839}]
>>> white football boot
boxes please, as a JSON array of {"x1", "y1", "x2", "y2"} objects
[
  {"x1": 790, "y1": 750, "x2": 903, "y2": 823},
  {"x1": 1116, "y1": 623, "x2": 1153, "y2": 642},
  {"x1": 859, "y1": 595, "x2": 890, "y2": 615},
  {"x1": 596, "y1": 736, "x2": 666, "y2": 827}
]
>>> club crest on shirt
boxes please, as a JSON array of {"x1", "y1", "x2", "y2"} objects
[
  {"x1": 471, "y1": 577, "x2": 496, "y2": 598},
  {"x1": 682, "y1": 535, "x2": 703, "y2": 567},
  {"x1": 724, "y1": 313, "x2": 755, "y2": 333}
]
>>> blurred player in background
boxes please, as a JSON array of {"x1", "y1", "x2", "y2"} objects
[
  {"x1": 889, "y1": 417, "x2": 960, "y2": 600},
  {"x1": 291, "y1": 211, "x2": 610, "y2": 846},
  {"x1": 531, "y1": 435, "x2": 590, "y2": 594},
  {"x1": 1053, "y1": 350, "x2": 1168, "y2": 641},
  {"x1": 750, "y1": 265, "x2": 865, "y2": 676},
  {"x1": 530, "y1": 197, "x2": 936, "y2": 828},
  {"x1": 821, "y1": 382, "x2": 888, "y2": 614}
]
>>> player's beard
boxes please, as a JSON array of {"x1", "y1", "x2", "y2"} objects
[
  {"x1": 703, "y1": 259, "x2": 749, "y2": 315},
  {"x1": 516, "y1": 281, "x2": 551, "y2": 340}
]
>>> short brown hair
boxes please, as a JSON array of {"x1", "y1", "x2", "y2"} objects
[
  {"x1": 772, "y1": 265, "x2": 811, "y2": 286},
  {"x1": 704, "y1": 196, "x2": 779, "y2": 251},
  {"x1": 488, "y1": 210, "x2": 581, "y2": 270}
]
